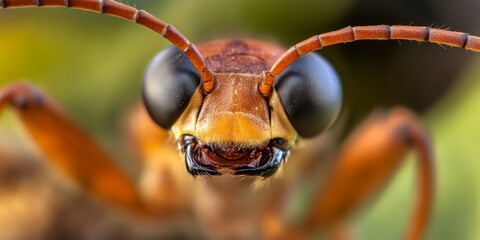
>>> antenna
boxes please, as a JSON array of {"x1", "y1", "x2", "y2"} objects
[
  {"x1": 260, "y1": 25, "x2": 480, "y2": 95},
  {"x1": 0, "y1": 0, "x2": 215, "y2": 92}
]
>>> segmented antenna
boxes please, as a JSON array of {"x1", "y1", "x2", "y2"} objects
[
  {"x1": 0, "y1": 0, "x2": 215, "y2": 92},
  {"x1": 260, "y1": 25, "x2": 480, "y2": 95}
]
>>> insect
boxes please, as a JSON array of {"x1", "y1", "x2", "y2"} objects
[{"x1": 0, "y1": 0, "x2": 479, "y2": 239}]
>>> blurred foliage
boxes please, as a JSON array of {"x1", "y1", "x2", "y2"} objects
[{"x1": 0, "y1": 0, "x2": 480, "y2": 239}]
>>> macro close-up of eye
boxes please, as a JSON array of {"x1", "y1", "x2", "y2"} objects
[
  {"x1": 274, "y1": 53, "x2": 342, "y2": 138},
  {"x1": 142, "y1": 47, "x2": 200, "y2": 129}
]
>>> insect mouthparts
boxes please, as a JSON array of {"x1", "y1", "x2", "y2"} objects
[{"x1": 179, "y1": 134, "x2": 289, "y2": 177}]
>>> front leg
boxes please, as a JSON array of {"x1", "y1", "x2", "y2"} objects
[
  {"x1": 289, "y1": 108, "x2": 434, "y2": 240},
  {"x1": 0, "y1": 83, "x2": 150, "y2": 216}
]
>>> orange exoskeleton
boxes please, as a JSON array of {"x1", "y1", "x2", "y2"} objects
[{"x1": 2, "y1": 0, "x2": 479, "y2": 239}]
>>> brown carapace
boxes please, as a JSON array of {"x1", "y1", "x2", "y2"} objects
[{"x1": 0, "y1": 0, "x2": 478, "y2": 239}]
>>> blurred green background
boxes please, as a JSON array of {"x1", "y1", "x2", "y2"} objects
[{"x1": 0, "y1": 0, "x2": 480, "y2": 239}]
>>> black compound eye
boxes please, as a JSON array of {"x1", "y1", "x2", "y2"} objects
[
  {"x1": 142, "y1": 47, "x2": 201, "y2": 129},
  {"x1": 274, "y1": 53, "x2": 342, "y2": 138}
]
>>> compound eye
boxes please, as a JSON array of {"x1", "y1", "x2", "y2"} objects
[
  {"x1": 274, "y1": 53, "x2": 342, "y2": 138},
  {"x1": 142, "y1": 47, "x2": 200, "y2": 129}
]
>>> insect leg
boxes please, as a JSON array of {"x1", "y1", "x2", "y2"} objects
[
  {"x1": 122, "y1": 103, "x2": 193, "y2": 216},
  {"x1": 288, "y1": 108, "x2": 434, "y2": 240},
  {"x1": 0, "y1": 82, "x2": 151, "y2": 217}
]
